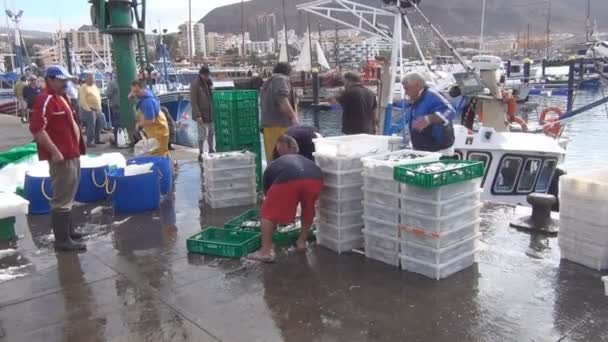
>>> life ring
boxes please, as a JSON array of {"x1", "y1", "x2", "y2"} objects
[
  {"x1": 509, "y1": 115, "x2": 529, "y2": 132},
  {"x1": 540, "y1": 107, "x2": 564, "y2": 138}
]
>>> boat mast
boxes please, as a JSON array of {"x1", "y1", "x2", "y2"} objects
[
  {"x1": 188, "y1": 0, "x2": 192, "y2": 65},
  {"x1": 585, "y1": 0, "x2": 591, "y2": 42},
  {"x1": 334, "y1": 24, "x2": 339, "y2": 68},
  {"x1": 307, "y1": 13, "x2": 314, "y2": 71},
  {"x1": 479, "y1": 0, "x2": 486, "y2": 52},
  {"x1": 525, "y1": 23, "x2": 530, "y2": 57},
  {"x1": 282, "y1": 0, "x2": 289, "y2": 60},
  {"x1": 241, "y1": 0, "x2": 245, "y2": 65},
  {"x1": 545, "y1": 0, "x2": 551, "y2": 58}
]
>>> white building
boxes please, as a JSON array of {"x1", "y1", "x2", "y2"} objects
[
  {"x1": 178, "y1": 22, "x2": 207, "y2": 58},
  {"x1": 206, "y1": 32, "x2": 226, "y2": 55},
  {"x1": 61, "y1": 25, "x2": 112, "y2": 69},
  {"x1": 320, "y1": 37, "x2": 390, "y2": 65},
  {"x1": 242, "y1": 40, "x2": 275, "y2": 55}
]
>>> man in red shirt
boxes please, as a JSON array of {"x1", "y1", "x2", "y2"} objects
[{"x1": 29, "y1": 65, "x2": 87, "y2": 251}]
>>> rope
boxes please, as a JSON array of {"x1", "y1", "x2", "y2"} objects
[
  {"x1": 40, "y1": 178, "x2": 52, "y2": 201},
  {"x1": 105, "y1": 179, "x2": 116, "y2": 195},
  {"x1": 91, "y1": 168, "x2": 108, "y2": 188}
]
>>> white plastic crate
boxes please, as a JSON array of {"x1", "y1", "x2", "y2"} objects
[
  {"x1": 363, "y1": 173, "x2": 400, "y2": 194},
  {"x1": 559, "y1": 169, "x2": 608, "y2": 201},
  {"x1": 314, "y1": 153, "x2": 364, "y2": 172},
  {"x1": 313, "y1": 134, "x2": 392, "y2": 157},
  {"x1": 363, "y1": 215, "x2": 399, "y2": 237},
  {"x1": 400, "y1": 179, "x2": 482, "y2": 202},
  {"x1": 363, "y1": 229, "x2": 400, "y2": 252},
  {"x1": 559, "y1": 194, "x2": 608, "y2": 226},
  {"x1": 202, "y1": 151, "x2": 256, "y2": 169},
  {"x1": 559, "y1": 215, "x2": 608, "y2": 246},
  {"x1": 365, "y1": 245, "x2": 400, "y2": 267},
  {"x1": 400, "y1": 190, "x2": 481, "y2": 218},
  {"x1": 322, "y1": 169, "x2": 364, "y2": 187},
  {"x1": 318, "y1": 208, "x2": 363, "y2": 227},
  {"x1": 204, "y1": 176, "x2": 256, "y2": 191},
  {"x1": 560, "y1": 245, "x2": 608, "y2": 271},
  {"x1": 400, "y1": 204, "x2": 482, "y2": 234},
  {"x1": 205, "y1": 186, "x2": 257, "y2": 201},
  {"x1": 559, "y1": 235, "x2": 608, "y2": 270},
  {"x1": 204, "y1": 165, "x2": 256, "y2": 182},
  {"x1": 363, "y1": 187, "x2": 400, "y2": 207},
  {"x1": 204, "y1": 192, "x2": 258, "y2": 209},
  {"x1": 316, "y1": 221, "x2": 363, "y2": 241},
  {"x1": 361, "y1": 149, "x2": 441, "y2": 179},
  {"x1": 363, "y1": 201, "x2": 400, "y2": 223},
  {"x1": 318, "y1": 197, "x2": 363, "y2": 213},
  {"x1": 400, "y1": 250, "x2": 478, "y2": 280},
  {"x1": 317, "y1": 234, "x2": 363, "y2": 254},
  {"x1": 400, "y1": 219, "x2": 481, "y2": 249},
  {"x1": 603, "y1": 276, "x2": 608, "y2": 296},
  {"x1": 401, "y1": 233, "x2": 480, "y2": 264},
  {"x1": 321, "y1": 183, "x2": 364, "y2": 201}
]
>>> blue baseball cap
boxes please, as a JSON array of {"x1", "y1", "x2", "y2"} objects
[{"x1": 45, "y1": 65, "x2": 73, "y2": 80}]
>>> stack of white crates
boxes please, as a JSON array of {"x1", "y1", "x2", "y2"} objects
[
  {"x1": 361, "y1": 150, "x2": 440, "y2": 266},
  {"x1": 558, "y1": 169, "x2": 608, "y2": 270},
  {"x1": 313, "y1": 134, "x2": 395, "y2": 253},
  {"x1": 202, "y1": 151, "x2": 257, "y2": 208},
  {"x1": 398, "y1": 172, "x2": 483, "y2": 280}
]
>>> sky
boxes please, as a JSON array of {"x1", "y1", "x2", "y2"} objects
[{"x1": 3, "y1": 0, "x2": 243, "y2": 33}]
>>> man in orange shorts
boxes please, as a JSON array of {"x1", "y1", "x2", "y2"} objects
[{"x1": 248, "y1": 135, "x2": 323, "y2": 263}]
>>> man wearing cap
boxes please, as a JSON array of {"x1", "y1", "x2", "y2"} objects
[
  {"x1": 190, "y1": 66, "x2": 214, "y2": 160},
  {"x1": 22, "y1": 76, "x2": 41, "y2": 123},
  {"x1": 29, "y1": 66, "x2": 86, "y2": 252}
]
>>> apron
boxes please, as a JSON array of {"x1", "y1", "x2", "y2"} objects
[{"x1": 140, "y1": 109, "x2": 170, "y2": 157}]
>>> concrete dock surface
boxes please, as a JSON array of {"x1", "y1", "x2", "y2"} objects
[{"x1": 0, "y1": 115, "x2": 606, "y2": 342}]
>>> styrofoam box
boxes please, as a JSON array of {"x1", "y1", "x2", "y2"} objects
[
  {"x1": 363, "y1": 201, "x2": 400, "y2": 223},
  {"x1": 559, "y1": 193, "x2": 608, "y2": 226},
  {"x1": 363, "y1": 173, "x2": 400, "y2": 194},
  {"x1": 401, "y1": 204, "x2": 482, "y2": 234},
  {"x1": 363, "y1": 229, "x2": 400, "y2": 252},
  {"x1": 321, "y1": 183, "x2": 364, "y2": 200},
  {"x1": 322, "y1": 169, "x2": 364, "y2": 187},
  {"x1": 318, "y1": 209, "x2": 363, "y2": 227},
  {"x1": 402, "y1": 233, "x2": 480, "y2": 264},
  {"x1": 400, "y1": 250, "x2": 478, "y2": 280},
  {"x1": 314, "y1": 153, "x2": 364, "y2": 172},
  {"x1": 400, "y1": 190, "x2": 481, "y2": 218},
  {"x1": 363, "y1": 215, "x2": 399, "y2": 237},
  {"x1": 205, "y1": 186, "x2": 257, "y2": 201},
  {"x1": 400, "y1": 179, "x2": 482, "y2": 202},
  {"x1": 560, "y1": 243, "x2": 608, "y2": 271},
  {"x1": 400, "y1": 219, "x2": 481, "y2": 249},
  {"x1": 317, "y1": 197, "x2": 363, "y2": 213},
  {"x1": 361, "y1": 149, "x2": 441, "y2": 179},
  {"x1": 204, "y1": 192, "x2": 257, "y2": 209},
  {"x1": 317, "y1": 234, "x2": 363, "y2": 254},
  {"x1": 316, "y1": 221, "x2": 363, "y2": 241},
  {"x1": 202, "y1": 151, "x2": 256, "y2": 169},
  {"x1": 313, "y1": 134, "x2": 392, "y2": 157},
  {"x1": 559, "y1": 169, "x2": 608, "y2": 201},
  {"x1": 602, "y1": 276, "x2": 608, "y2": 296},
  {"x1": 363, "y1": 187, "x2": 400, "y2": 207},
  {"x1": 559, "y1": 215, "x2": 608, "y2": 246},
  {"x1": 365, "y1": 245, "x2": 400, "y2": 267},
  {"x1": 204, "y1": 176, "x2": 256, "y2": 191},
  {"x1": 204, "y1": 165, "x2": 256, "y2": 182}
]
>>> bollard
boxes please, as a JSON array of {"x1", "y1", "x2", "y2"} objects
[{"x1": 510, "y1": 193, "x2": 559, "y2": 234}]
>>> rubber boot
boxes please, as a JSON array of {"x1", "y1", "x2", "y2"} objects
[
  {"x1": 68, "y1": 214, "x2": 84, "y2": 240},
  {"x1": 52, "y1": 210, "x2": 86, "y2": 252}
]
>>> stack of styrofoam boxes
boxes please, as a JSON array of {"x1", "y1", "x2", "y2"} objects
[
  {"x1": 558, "y1": 169, "x2": 608, "y2": 271},
  {"x1": 202, "y1": 151, "x2": 257, "y2": 208},
  {"x1": 398, "y1": 175, "x2": 483, "y2": 280},
  {"x1": 313, "y1": 134, "x2": 395, "y2": 254},
  {"x1": 361, "y1": 150, "x2": 441, "y2": 266}
]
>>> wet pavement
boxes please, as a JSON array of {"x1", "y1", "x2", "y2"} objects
[{"x1": 0, "y1": 160, "x2": 607, "y2": 342}]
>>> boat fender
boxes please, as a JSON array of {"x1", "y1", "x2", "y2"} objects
[{"x1": 540, "y1": 107, "x2": 564, "y2": 138}]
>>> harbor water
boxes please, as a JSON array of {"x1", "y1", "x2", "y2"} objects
[{"x1": 300, "y1": 88, "x2": 608, "y2": 173}]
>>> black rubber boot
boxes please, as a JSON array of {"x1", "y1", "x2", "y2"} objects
[
  {"x1": 68, "y1": 214, "x2": 84, "y2": 240},
  {"x1": 52, "y1": 210, "x2": 86, "y2": 252}
]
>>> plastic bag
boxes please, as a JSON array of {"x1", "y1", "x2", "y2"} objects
[
  {"x1": 124, "y1": 162, "x2": 154, "y2": 176},
  {"x1": 0, "y1": 192, "x2": 29, "y2": 218},
  {"x1": 134, "y1": 138, "x2": 160, "y2": 156},
  {"x1": 116, "y1": 128, "x2": 129, "y2": 148}
]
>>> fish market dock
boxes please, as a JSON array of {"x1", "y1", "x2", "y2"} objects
[{"x1": 0, "y1": 119, "x2": 607, "y2": 341}]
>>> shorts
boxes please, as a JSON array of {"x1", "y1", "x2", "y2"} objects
[{"x1": 261, "y1": 179, "x2": 323, "y2": 226}]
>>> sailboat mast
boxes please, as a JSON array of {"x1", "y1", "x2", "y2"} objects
[
  {"x1": 334, "y1": 24, "x2": 339, "y2": 68},
  {"x1": 546, "y1": 0, "x2": 551, "y2": 58},
  {"x1": 586, "y1": 0, "x2": 591, "y2": 42},
  {"x1": 479, "y1": 0, "x2": 486, "y2": 52},
  {"x1": 307, "y1": 13, "x2": 314, "y2": 71},
  {"x1": 188, "y1": 0, "x2": 192, "y2": 64},
  {"x1": 282, "y1": 0, "x2": 289, "y2": 60},
  {"x1": 241, "y1": 0, "x2": 245, "y2": 65}
]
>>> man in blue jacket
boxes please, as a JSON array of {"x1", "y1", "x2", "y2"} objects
[{"x1": 402, "y1": 72, "x2": 455, "y2": 152}]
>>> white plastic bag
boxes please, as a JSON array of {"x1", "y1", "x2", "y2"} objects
[
  {"x1": 0, "y1": 192, "x2": 29, "y2": 218},
  {"x1": 116, "y1": 128, "x2": 129, "y2": 148},
  {"x1": 124, "y1": 162, "x2": 154, "y2": 176},
  {"x1": 134, "y1": 138, "x2": 160, "y2": 156}
]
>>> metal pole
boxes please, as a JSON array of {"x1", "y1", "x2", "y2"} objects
[
  {"x1": 64, "y1": 37, "x2": 72, "y2": 75},
  {"x1": 586, "y1": 0, "x2": 591, "y2": 42},
  {"x1": 545, "y1": 0, "x2": 551, "y2": 58},
  {"x1": 542, "y1": 59, "x2": 546, "y2": 78},
  {"x1": 334, "y1": 24, "x2": 339, "y2": 68},
  {"x1": 525, "y1": 23, "x2": 530, "y2": 57},
  {"x1": 241, "y1": 0, "x2": 245, "y2": 64},
  {"x1": 567, "y1": 58, "x2": 575, "y2": 112},
  {"x1": 479, "y1": 0, "x2": 486, "y2": 52},
  {"x1": 307, "y1": 13, "x2": 314, "y2": 71},
  {"x1": 188, "y1": 0, "x2": 192, "y2": 64},
  {"x1": 282, "y1": 0, "x2": 289, "y2": 60},
  {"x1": 506, "y1": 60, "x2": 511, "y2": 78},
  {"x1": 401, "y1": 11, "x2": 431, "y2": 75}
]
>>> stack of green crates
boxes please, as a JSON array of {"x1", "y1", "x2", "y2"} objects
[{"x1": 212, "y1": 90, "x2": 263, "y2": 190}]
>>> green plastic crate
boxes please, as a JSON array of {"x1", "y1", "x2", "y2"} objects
[
  {"x1": 393, "y1": 160, "x2": 484, "y2": 189},
  {"x1": 0, "y1": 217, "x2": 16, "y2": 241},
  {"x1": 235, "y1": 99, "x2": 258, "y2": 110},
  {"x1": 224, "y1": 209, "x2": 315, "y2": 246},
  {"x1": 186, "y1": 227, "x2": 260, "y2": 258}
]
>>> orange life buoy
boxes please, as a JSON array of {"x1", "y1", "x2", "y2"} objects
[
  {"x1": 510, "y1": 115, "x2": 529, "y2": 132},
  {"x1": 540, "y1": 107, "x2": 564, "y2": 138}
]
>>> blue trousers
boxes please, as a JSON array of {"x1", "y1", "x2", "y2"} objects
[{"x1": 80, "y1": 109, "x2": 105, "y2": 144}]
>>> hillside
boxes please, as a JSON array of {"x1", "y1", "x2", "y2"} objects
[{"x1": 201, "y1": 0, "x2": 607, "y2": 37}]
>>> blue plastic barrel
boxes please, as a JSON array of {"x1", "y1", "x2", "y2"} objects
[
  {"x1": 127, "y1": 156, "x2": 173, "y2": 194},
  {"x1": 23, "y1": 173, "x2": 53, "y2": 214},
  {"x1": 75, "y1": 165, "x2": 109, "y2": 203},
  {"x1": 107, "y1": 169, "x2": 161, "y2": 214}
]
